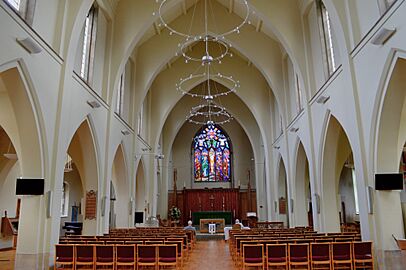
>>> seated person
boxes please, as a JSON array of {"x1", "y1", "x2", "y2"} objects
[
  {"x1": 232, "y1": 219, "x2": 243, "y2": 229},
  {"x1": 184, "y1": 220, "x2": 196, "y2": 232}
]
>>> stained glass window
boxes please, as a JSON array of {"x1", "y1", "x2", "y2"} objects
[{"x1": 193, "y1": 124, "x2": 231, "y2": 182}]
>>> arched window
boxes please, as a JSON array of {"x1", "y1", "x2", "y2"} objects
[{"x1": 192, "y1": 124, "x2": 232, "y2": 182}]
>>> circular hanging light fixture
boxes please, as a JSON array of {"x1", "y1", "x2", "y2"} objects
[
  {"x1": 179, "y1": 35, "x2": 231, "y2": 64},
  {"x1": 176, "y1": 63, "x2": 240, "y2": 98},
  {"x1": 156, "y1": 0, "x2": 250, "y2": 39},
  {"x1": 187, "y1": 99, "x2": 233, "y2": 125}
]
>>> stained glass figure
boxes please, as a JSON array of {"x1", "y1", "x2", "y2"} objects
[{"x1": 193, "y1": 124, "x2": 232, "y2": 182}]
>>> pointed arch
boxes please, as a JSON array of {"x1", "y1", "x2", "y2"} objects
[
  {"x1": 66, "y1": 118, "x2": 99, "y2": 235},
  {"x1": 321, "y1": 114, "x2": 353, "y2": 232},
  {"x1": 294, "y1": 141, "x2": 311, "y2": 227},
  {"x1": 111, "y1": 143, "x2": 129, "y2": 227},
  {"x1": 277, "y1": 155, "x2": 289, "y2": 227},
  {"x1": 135, "y1": 158, "x2": 146, "y2": 218}
]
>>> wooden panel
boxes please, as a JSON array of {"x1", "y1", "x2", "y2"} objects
[{"x1": 85, "y1": 190, "x2": 97, "y2": 220}]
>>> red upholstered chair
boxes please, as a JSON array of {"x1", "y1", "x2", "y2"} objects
[
  {"x1": 75, "y1": 244, "x2": 94, "y2": 269},
  {"x1": 266, "y1": 243, "x2": 287, "y2": 270},
  {"x1": 242, "y1": 244, "x2": 265, "y2": 270},
  {"x1": 54, "y1": 244, "x2": 75, "y2": 269},
  {"x1": 310, "y1": 242, "x2": 331, "y2": 269},
  {"x1": 353, "y1": 241, "x2": 373, "y2": 269},
  {"x1": 332, "y1": 242, "x2": 353, "y2": 270},
  {"x1": 158, "y1": 244, "x2": 178, "y2": 269},
  {"x1": 95, "y1": 245, "x2": 114, "y2": 269},
  {"x1": 288, "y1": 243, "x2": 310, "y2": 270},
  {"x1": 116, "y1": 245, "x2": 135, "y2": 270},
  {"x1": 164, "y1": 241, "x2": 183, "y2": 267},
  {"x1": 137, "y1": 244, "x2": 157, "y2": 269}
]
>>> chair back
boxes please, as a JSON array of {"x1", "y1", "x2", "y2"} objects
[
  {"x1": 243, "y1": 244, "x2": 264, "y2": 263},
  {"x1": 138, "y1": 244, "x2": 157, "y2": 262},
  {"x1": 116, "y1": 245, "x2": 135, "y2": 262},
  {"x1": 145, "y1": 240, "x2": 164, "y2": 245},
  {"x1": 332, "y1": 242, "x2": 352, "y2": 260},
  {"x1": 353, "y1": 241, "x2": 372, "y2": 259},
  {"x1": 55, "y1": 244, "x2": 74, "y2": 262},
  {"x1": 310, "y1": 242, "x2": 330, "y2": 261},
  {"x1": 75, "y1": 245, "x2": 94, "y2": 262},
  {"x1": 266, "y1": 244, "x2": 287, "y2": 262},
  {"x1": 158, "y1": 244, "x2": 177, "y2": 262},
  {"x1": 289, "y1": 243, "x2": 309, "y2": 263},
  {"x1": 95, "y1": 245, "x2": 114, "y2": 263}
]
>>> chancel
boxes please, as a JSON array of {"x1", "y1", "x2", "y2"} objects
[{"x1": 0, "y1": 0, "x2": 406, "y2": 269}]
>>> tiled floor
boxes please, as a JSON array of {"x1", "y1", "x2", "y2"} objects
[{"x1": 0, "y1": 239, "x2": 406, "y2": 269}]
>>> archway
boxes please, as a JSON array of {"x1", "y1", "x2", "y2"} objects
[
  {"x1": 294, "y1": 142, "x2": 311, "y2": 227},
  {"x1": 0, "y1": 126, "x2": 19, "y2": 248},
  {"x1": 278, "y1": 158, "x2": 289, "y2": 227},
  {"x1": 321, "y1": 115, "x2": 354, "y2": 233},
  {"x1": 0, "y1": 66, "x2": 44, "y2": 253},
  {"x1": 111, "y1": 145, "x2": 129, "y2": 228},
  {"x1": 65, "y1": 119, "x2": 99, "y2": 235},
  {"x1": 135, "y1": 159, "x2": 146, "y2": 223},
  {"x1": 375, "y1": 56, "x2": 406, "y2": 249},
  {"x1": 60, "y1": 161, "x2": 83, "y2": 235}
]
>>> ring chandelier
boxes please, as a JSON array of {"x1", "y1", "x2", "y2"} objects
[
  {"x1": 155, "y1": 0, "x2": 250, "y2": 39},
  {"x1": 187, "y1": 98, "x2": 233, "y2": 125},
  {"x1": 176, "y1": 63, "x2": 240, "y2": 98},
  {"x1": 178, "y1": 35, "x2": 232, "y2": 64}
]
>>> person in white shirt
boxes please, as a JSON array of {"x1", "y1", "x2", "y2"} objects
[{"x1": 184, "y1": 220, "x2": 196, "y2": 232}]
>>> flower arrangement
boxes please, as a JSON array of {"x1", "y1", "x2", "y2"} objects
[{"x1": 169, "y1": 206, "x2": 181, "y2": 220}]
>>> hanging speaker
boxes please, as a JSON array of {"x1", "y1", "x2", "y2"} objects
[
  {"x1": 367, "y1": 186, "x2": 374, "y2": 214},
  {"x1": 101, "y1": 196, "x2": 107, "y2": 216},
  {"x1": 46, "y1": 190, "x2": 52, "y2": 218},
  {"x1": 314, "y1": 194, "x2": 321, "y2": 214},
  {"x1": 290, "y1": 199, "x2": 294, "y2": 213}
]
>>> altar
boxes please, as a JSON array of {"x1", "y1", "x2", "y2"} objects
[{"x1": 199, "y1": 218, "x2": 225, "y2": 233}]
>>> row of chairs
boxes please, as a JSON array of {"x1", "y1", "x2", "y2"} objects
[
  {"x1": 55, "y1": 243, "x2": 182, "y2": 270},
  {"x1": 237, "y1": 241, "x2": 373, "y2": 270}
]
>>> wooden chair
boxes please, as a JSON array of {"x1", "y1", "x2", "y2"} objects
[
  {"x1": 288, "y1": 243, "x2": 310, "y2": 270},
  {"x1": 266, "y1": 244, "x2": 287, "y2": 270},
  {"x1": 353, "y1": 241, "x2": 373, "y2": 269},
  {"x1": 310, "y1": 242, "x2": 331, "y2": 269},
  {"x1": 95, "y1": 245, "x2": 114, "y2": 269},
  {"x1": 332, "y1": 242, "x2": 353, "y2": 270},
  {"x1": 116, "y1": 245, "x2": 136, "y2": 270},
  {"x1": 158, "y1": 244, "x2": 178, "y2": 269},
  {"x1": 137, "y1": 244, "x2": 157, "y2": 270},
  {"x1": 55, "y1": 244, "x2": 75, "y2": 269},
  {"x1": 165, "y1": 241, "x2": 183, "y2": 267},
  {"x1": 75, "y1": 244, "x2": 94, "y2": 269},
  {"x1": 242, "y1": 244, "x2": 265, "y2": 270}
]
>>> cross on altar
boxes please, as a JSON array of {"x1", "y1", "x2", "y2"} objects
[{"x1": 209, "y1": 194, "x2": 215, "y2": 209}]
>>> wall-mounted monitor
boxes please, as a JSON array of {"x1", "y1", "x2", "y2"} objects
[
  {"x1": 134, "y1": 211, "x2": 144, "y2": 224},
  {"x1": 375, "y1": 173, "x2": 404, "y2": 190},
  {"x1": 16, "y1": 178, "x2": 44, "y2": 195}
]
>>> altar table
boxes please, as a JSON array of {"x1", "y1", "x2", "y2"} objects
[{"x1": 199, "y1": 218, "x2": 225, "y2": 233}]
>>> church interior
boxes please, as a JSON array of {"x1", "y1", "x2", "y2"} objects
[{"x1": 1, "y1": 0, "x2": 406, "y2": 269}]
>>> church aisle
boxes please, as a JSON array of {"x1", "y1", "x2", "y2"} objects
[{"x1": 185, "y1": 240, "x2": 235, "y2": 270}]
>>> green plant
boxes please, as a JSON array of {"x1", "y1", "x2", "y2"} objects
[{"x1": 169, "y1": 206, "x2": 181, "y2": 220}]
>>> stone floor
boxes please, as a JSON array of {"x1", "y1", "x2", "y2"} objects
[{"x1": 0, "y1": 239, "x2": 406, "y2": 269}]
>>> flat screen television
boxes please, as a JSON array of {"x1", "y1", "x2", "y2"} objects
[
  {"x1": 134, "y1": 211, "x2": 144, "y2": 224},
  {"x1": 16, "y1": 178, "x2": 44, "y2": 195},
  {"x1": 375, "y1": 173, "x2": 404, "y2": 190}
]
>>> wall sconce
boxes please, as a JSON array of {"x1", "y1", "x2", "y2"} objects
[
  {"x1": 273, "y1": 146, "x2": 280, "y2": 150},
  {"x1": 121, "y1": 130, "x2": 130, "y2": 135},
  {"x1": 289, "y1": 127, "x2": 299, "y2": 133},
  {"x1": 316, "y1": 95, "x2": 330, "y2": 104},
  {"x1": 371, "y1": 28, "x2": 396, "y2": 45},
  {"x1": 87, "y1": 100, "x2": 101, "y2": 108},
  {"x1": 16, "y1": 37, "x2": 42, "y2": 54}
]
